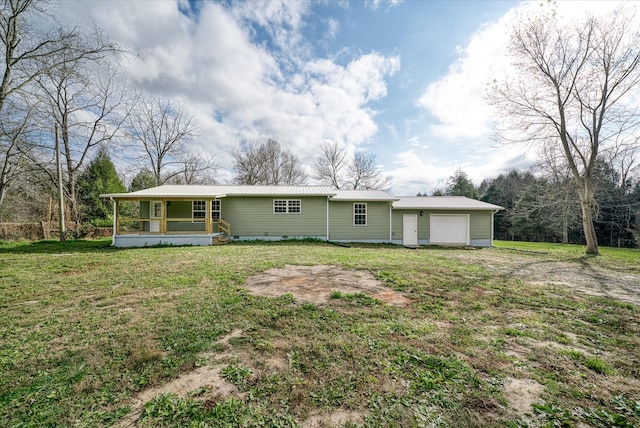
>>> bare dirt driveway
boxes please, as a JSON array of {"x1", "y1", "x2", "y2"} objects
[{"x1": 441, "y1": 247, "x2": 640, "y2": 306}]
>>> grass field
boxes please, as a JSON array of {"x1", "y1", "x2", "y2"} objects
[{"x1": 1, "y1": 239, "x2": 638, "y2": 427}]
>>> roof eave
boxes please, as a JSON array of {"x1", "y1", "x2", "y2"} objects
[
  {"x1": 392, "y1": 206, "x2": 505, "y2": 210},
  {"x1": 100, "y1": 193, "x2": 228, "y2": 200}
]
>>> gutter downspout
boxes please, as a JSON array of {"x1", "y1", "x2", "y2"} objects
[
  {"x1": 326, "y1": 196, "x2": 330, "y2": 241},
  {"x1": 491, "y1": 209, "x2": 499, "y2": 247}
]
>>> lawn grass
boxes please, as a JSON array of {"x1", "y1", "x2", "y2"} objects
[
  {"x1": 1, "y1": 239, "x2": 638, "y2": 427},
  {"x1": 494, "y1": 240, "x2": 640, "y2": 265}
]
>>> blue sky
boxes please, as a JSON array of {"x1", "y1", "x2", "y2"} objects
[{"x1": 56, "y1": 0, "x2": 624, "y2": 195}]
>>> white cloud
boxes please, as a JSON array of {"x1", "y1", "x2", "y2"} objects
[
  {"x1": 386, "y1": 140, "x2": 538, "y2": 196},
  {"x1": 326, "y1": 18, "x2": 339, "y2": 40},
  {"x1": 415, "y1": 1, "x2": 630, "y2": 143},
  {"x1": 415, "y1": 11, "x2": 513, "y2": 140},
  {"x1": 229, "y1": 1, "x2": 309, "y2": 56},
  {"x1": 387, "y1": 149, "x2": 452, "y2": 195},
  {"x1": 54, "y1": 1, "x2": 400, "y2": 181},
  {"x1": 365, "y1": 0, "x2": 404, "y2": 12}
]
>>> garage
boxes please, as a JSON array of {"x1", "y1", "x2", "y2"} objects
[
  {"x1": 430, "y1": 214, "x2": 470, "y2": 245},
  {"x1": 391, "y1": 196, "x2": 504, "y2": 247}
]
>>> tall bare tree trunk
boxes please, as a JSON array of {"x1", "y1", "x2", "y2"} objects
[{"x1": 490, "y1": 7, "x2": 640, "y2": 255}]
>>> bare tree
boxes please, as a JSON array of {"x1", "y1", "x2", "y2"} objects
[
  {"x1": 31, "y1": 54, "x2": 131, "y2": 233},
  {"x1": 347, "y1": 152, "x2": 391, "y2": 190},
  {"x1": 490, "y1": 7, "x2": 640, "y2": 254},
  {"x1": 169, "y1": 152, "x2": 218, "y2": 185},
  {"x1": 313, "y1": 141, "x2": 347, "y2": 188},
  {"x1": 534, "y1": 147, "x2": 582, "y2": 244},
  {"x1": 0, "y1": 0, "x2": 105, "y2": 209},
  {"x1": 0, "y1": 95, "x2": 33, "y2": 206},
  {"x1": 126, "y1": 97, "x2": 201, "y2": 186},
  {"x1": 232, "y1": 139, "x2": 307, "y2": 185},
  {"x1": 232, "y1": 140, "x2": 263, "y2": 185},
  {"x1": 314, "y1": 141, "x2": 391, "y2": 190}
]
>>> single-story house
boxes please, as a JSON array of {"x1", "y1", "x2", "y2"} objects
[{"x1": 101, "y1": 185, "x2": 503, "y2": 248}]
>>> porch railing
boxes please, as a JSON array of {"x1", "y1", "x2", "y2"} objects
[
  {"x1": 218, "y1": 218, "x2": 231, "y2": 238},
  {"x1": 116, "y1": 217, "x2": 227, "y2": 235}
]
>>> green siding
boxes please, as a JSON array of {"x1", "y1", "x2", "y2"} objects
[
  {"x1": 392, "y1": 210, "x2": 429, "y2": 241},
  {"x1": 329, "y1": 201, "x2": 391, "y2": 241},
  {"x1": 469, "y1": 211, "x2": 492, "y2": 239},
  {"x1": 222, "y1": 196, "x2": 328, "y2": 237},
  {"x1": 167, "y1": 201, "x2": 192, "y2": 218},
  {"x1": 393, "y1": 209, "x2": 493, "y2": 240}
]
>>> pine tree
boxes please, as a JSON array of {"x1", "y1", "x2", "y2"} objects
[
  {"x1": 77, "y1": 148, "x2": 125, "y2": 224},
  {"x1": 446, "y1": 168, "x2": 479, "y2": 199},
  {"x1": 129, "y1": 169, "x2": 157, "y2": 192}
]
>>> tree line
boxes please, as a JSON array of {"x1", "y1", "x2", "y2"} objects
[{"x1": 435, "y1": 166, "x2": 640, "y2": 249}]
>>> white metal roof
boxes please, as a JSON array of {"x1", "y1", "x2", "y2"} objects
[
  {"x1": 101, "y1": 185, "x2": 338, "y2": 199},
  {"x1": 331, "y1": 189, "x2": 398, "y2": 201},
  {"x1": 101, "y1": 185, "x2": 398, "y2": 201},
  {"x1": 101, "y1": 186, "x2": 502, "y2": 209},
  {"x1": 392, "y1": 196, "x2": 504, "y2": 210}
]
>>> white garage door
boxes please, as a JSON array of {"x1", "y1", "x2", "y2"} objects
[{"x1": 430, "y1": 214, "x2": 469, "y2": 245}]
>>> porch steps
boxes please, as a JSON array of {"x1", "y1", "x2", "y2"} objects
[
  {"x1": 214, "y1": 218, "x2": 231, "y2": 245},
  {"x1": 214, "y1": 235, "x2": 230, "y2": 245}
]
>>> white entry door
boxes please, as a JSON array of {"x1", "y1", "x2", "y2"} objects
[
  {"x1": 403, "y1": 214, "x2": 418, "y2": 246},
  {"x1": 150, "y1": 201, "x2": 162, "y2": 232}
]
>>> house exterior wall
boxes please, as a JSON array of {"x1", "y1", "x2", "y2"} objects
[
  {"x1": 328, "y1": 201, "x2": 391, "y2": 242},
  {"x1": 469, "y1": 211, "x2": 493, "y2": 241},
  {"x1": 167, "y1": 201, "x2": 191, "y2": 218},
  {"x1": 391, "y1": 209, "x2": 428, "y2": 243},
  {"x1": 392, "y1": 209, "x2": 495, "y2": 246},
  {"x1": 115, "y1": 196, "x2": 496, "y2": 247},
  {"x1": 222, "y1": 196, "x2": 328, "y2": 239}
]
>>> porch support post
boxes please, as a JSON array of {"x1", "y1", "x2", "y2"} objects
[
  {"x1": 161, "y1": 200, "x2": 167, "y2": 234},
  {"x1": 112, "y1": 198, "x2": 118, "y2": 241},
  {"x1": 206, "y1": 200, "x2": 213, "y2": 234}
]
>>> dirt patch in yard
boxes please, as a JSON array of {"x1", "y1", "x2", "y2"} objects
[
  {"x1": 503, "y1": 377, "x2": 544, "y2": 417},
  {"x1": 302, "y1": 410, "x2": 366, "y2": 428},
  {"x1": 116, "y1": 328, "x2": 367, "y2": 428},
  {"x1": 442, "y1": 249, "x2": 640, "y2": 306},
  {"x1": 243, "y1": 265, "x2": 411, "y2": 307},
  {"x1": 115, "y1": 267, "x2": 411, "y2": 426},
  {"x1": 116, "y1": 329, "x2": 246, "y2": 427}
]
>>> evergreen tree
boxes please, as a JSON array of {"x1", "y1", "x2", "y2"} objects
[
  {"x1": 481, "y1": 169, "x2": 538, "y2": 240},
  {"x1": 77, "y1": 148, "x2": 125, "y2": 224},
  {"x1": 129, "y1": 169, "x2": 157, "y2": 192},
  {"x1": 446, "y1": 168, "x2": 479, "y2": 199}
]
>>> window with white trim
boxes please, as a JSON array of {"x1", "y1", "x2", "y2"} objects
[
  {"x1": 354, "y1": 203, "x2": 367, "y2": 225},
  {"x1": 192, "y1": 200, "x2": 206, "y2": 221},
  {"x1": 212, "y1": 200, "x2": 221, "y2": 220},
  {"x1": 273, "y1": 199, "x2": 301, "y2": 214}
]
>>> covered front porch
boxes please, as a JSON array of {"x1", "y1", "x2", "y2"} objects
[{"x1": 109, "y1": 197, "x2": 231, "y2": 247}]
